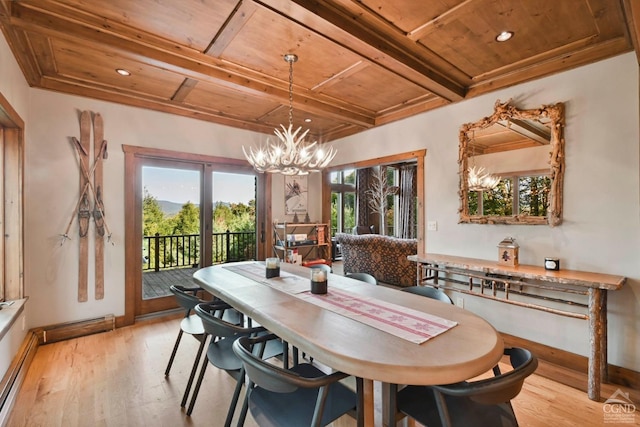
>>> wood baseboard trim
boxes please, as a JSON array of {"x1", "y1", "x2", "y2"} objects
[
  {"x1": 33, "y1": 314, "x2": 116, "y2": 344},
  {"x1": 501, "y1": 332, "x2": 639, "y2": 392},
  {"x1": 0, "y1": 331, "x2": 39, "y2": 427}
]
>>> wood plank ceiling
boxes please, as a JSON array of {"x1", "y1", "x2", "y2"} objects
[{"x1": 0, "y1": 0, "x2": 638, "y2": 142}]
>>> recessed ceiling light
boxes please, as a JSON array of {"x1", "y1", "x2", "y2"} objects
[
  {"x1": 304, "y1": 118, "x2": 312, "y2": 123},
  {"x1": 495, "y1": 31, "x2": 514, "y2": 42},
  {"x1": 115, "y1": 68, "x2": 131, "y2": 76}
]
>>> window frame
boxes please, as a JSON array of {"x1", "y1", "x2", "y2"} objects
[{"x1": 0, "y1": 92, "x2": 24, "y2": 303}]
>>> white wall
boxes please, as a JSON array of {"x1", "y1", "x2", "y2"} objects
[
  {"x1": 0, "y1": 34, "x2": 30, "y2": 381},
  {"x1": 332, "y1": 53, "x2": 640, "y2": 372}
]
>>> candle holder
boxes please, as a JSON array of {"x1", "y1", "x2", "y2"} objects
[
  {"x1": 544, "y1": 257, "x2": 560, "y2": 271},
  {"x1": 310, "y1": 268, "x2": 327, "y2": 294},
  {"x1": 265, "y1": 257, "x2": 280, "y2": 278}
]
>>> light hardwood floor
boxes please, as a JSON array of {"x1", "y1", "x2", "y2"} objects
[{"x1": 6, "y1": 314, "x2": 638, "y2": 427}]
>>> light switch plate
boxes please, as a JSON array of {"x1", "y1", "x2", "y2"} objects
[{"x1": 427, "y1": 221, "x2": 437, "y2": 231}]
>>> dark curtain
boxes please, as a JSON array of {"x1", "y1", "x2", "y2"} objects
[
  {"x1": 399, "y1": 164, "x2": 417, "y2": 239},
  {"x1": 356, "y1": 168, "x2": 370, "y2": 227}
]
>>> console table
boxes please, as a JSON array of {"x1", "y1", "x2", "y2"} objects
[{"x1": 407, "y1": 252, "x2": 626, "y2": 401}]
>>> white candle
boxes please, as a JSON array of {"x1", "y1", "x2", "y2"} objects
[
  {"x1": 311, "y1": 269, "x2": 326, "y2": 282},
  {"x1": 266, "y1": 258, "x2": 279, "y2": 269}
]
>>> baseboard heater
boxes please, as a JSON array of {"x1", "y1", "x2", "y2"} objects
[{"x1": 35, "y1": 314, "x2": 116, "y2": 344}]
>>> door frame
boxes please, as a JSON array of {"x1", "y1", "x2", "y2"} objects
[{"x1": 122, "y1": 145, "x2": 269, "y2": 325}]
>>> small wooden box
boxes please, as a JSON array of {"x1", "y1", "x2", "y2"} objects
[{"x1": 497, "y1": 237, "x2": 519, "y2": 267}]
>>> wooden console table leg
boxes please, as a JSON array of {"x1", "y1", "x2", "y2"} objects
[
  {"x1": 601, "y1": 290, "x2": 609, "y2": 383},
  {"x1": 588, "y1": 288, "x2": 605, "y2": 401}
]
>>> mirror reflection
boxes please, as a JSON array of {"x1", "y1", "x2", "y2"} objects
[{"x1": 459, "y1": 100, "x2": 565, "y2": 226}]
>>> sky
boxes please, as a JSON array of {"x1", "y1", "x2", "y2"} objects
[{"x1": 142, "y1": 166, "x2": 255, "y2": 204}]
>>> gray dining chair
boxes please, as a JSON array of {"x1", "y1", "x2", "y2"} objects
[
  {"x1": 345, "y1": 272, "x2": 378, "y2": 286},
  {"x1": 391, "y1": 347, "x2": 538, "y2": 427},
  {"x1": 165, "y1": 284, "x2": 207, "y2": 376},
  {"x1": 308, "y1": 263, "x2": 333, "y2": 274},
  {"x1": 403, "y1": 285, "x2": 453, "y2": 304},
  {"x1": 233, "y1": 333, "x2": 360, "y2": 427},
  {"x1": 186, "y1": 301, "x2": 283, "y2": 425}
]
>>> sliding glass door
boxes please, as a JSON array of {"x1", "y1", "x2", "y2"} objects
[{"x1": 126, "y1": 148, "x2": 264, "y2": 318}]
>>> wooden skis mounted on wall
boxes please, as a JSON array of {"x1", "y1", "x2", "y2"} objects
[
  {"x1": 77, "y1": 111, "x2": 91, "y2": 302},
  {"x1": 68, "y1": 110, "x2": 109, "y2": 302},
  {"x1": 93, "y1": 113, "x2": 106, "y2": 300}
]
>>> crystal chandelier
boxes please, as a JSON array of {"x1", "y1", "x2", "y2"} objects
[
  {"x1": 243, "y1": 54, "x2": 336, "y2": 176},
  {"x1": 468, "y1": 166, "x2": 501, "y2": 192}
]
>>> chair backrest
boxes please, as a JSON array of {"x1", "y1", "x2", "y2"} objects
[
  {"x1": 433, "y1": 347, "x2": 538, "y2": 405},
  {"x1": 309, "y1": 263, "x2": 332, "y2": 274},
  {"x1": 195, "y1": 302, "x2": 261, "y2": 338},
  {"x1": 170, "y1": 285, "x2": 203, "y2": 312},
  {"x1": 346, "y1": 272, "x2": 378, "y2": 285},
  {"x1": 402, "y1": 286, "x2": 453, "y2": 304},
  {"x1": 233, "y1": 335, "x2": 349, "y2": 394}
]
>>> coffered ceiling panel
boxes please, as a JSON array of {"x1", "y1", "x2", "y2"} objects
[
  {"x1": 0, "y1": 0, "x2": 637, "y2": 143},
  {"x1": 318, "y1": 64, "x2": 432, "y2": 113}
]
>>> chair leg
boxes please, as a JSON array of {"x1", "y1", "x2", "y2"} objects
[
  {"x1": 165, "y1": 329, "x2": 184, "y2": 376},
  {"x1": 387, "y1": 383, "x2": 398, "y2": 427},
  {"x1": 356, "y1": 377, "x2": 364, "y2": 427},
  {"x1": 181, "y1": 334, "x2": 208, "y2": 407},
  {"x1": 186, "y1": 352, "x2": 209, "y2": 415},
  {"x1": 236, "y1": 380, "x2": 254, "y2": 427},
  {"x1": 224, "y1": 368, "x2": 245, "y2": 427},
  {"x1": 282, "y1": 341, "x2": 290, "y2": 369}
]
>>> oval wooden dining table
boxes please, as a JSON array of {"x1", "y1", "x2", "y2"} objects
[{"x1": 193, "y1": 261, "x2": 504, "y2": 427}]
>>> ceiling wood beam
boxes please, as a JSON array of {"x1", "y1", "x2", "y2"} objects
[
  {"x1": 257, "y1": 0, "x2": 466, "y2": 101},
  {"x1": 39, "y1": 75, "x2": 281, "y2": 134},
  {"x1": 496, "y1": 120, "x2": 550, "y2": 145}
]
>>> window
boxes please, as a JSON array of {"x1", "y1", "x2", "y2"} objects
[
  {"x1": 386, "y1": 166, "x2": 397, "y2": 236},
  {"x1": 330, "y1": 169, "x2": 356, "y2": 235},
  {"x1": 468, "y1": 172, "x2": 551, "y2": 216},
  {"x1": 322, "y1": 150, "x2": 425, "y2": 243}
]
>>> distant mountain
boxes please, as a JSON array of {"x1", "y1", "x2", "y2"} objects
[
  {"x1": 158, "y1": 200, "x2": 192, "y2": 216},
  {"x1": 157, "y1": 200, "x2": 232, "y2": 216}
]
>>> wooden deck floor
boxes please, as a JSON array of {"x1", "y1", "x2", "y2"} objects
[
  {"x1": 142, "y1": 267, "x2": 199, "y2": 299},
  {"x1": 142, "y1": 262, "x2": 343, "y2": 299}
]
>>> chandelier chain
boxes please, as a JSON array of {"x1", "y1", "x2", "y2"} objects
[{"x1": 288, "y1": 56, "x2": 294, "y2": 127}]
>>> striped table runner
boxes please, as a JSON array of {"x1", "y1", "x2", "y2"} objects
[
  {"x1": 297, "y1": 288, "x2": 457, "y2": 344},
  {"x1": 224, "y1": 262, "x2": 457, "y2": 344}
]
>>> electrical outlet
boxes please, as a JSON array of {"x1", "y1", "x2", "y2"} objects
[
  {"x1": 427, "y1": 221, "x2": 437, "y2": 231},
  {"x1": 456, "y1": 297, "x2": 464, "y2": 308}
]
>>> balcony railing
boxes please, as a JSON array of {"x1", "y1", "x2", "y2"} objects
[{"x1": 142, "y1": 230, "x2": 256, "y2": 272}]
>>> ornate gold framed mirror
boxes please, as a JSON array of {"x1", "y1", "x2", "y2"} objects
[{"x1": 458, "y1": 100, "x2": 565, "y2": 226}]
